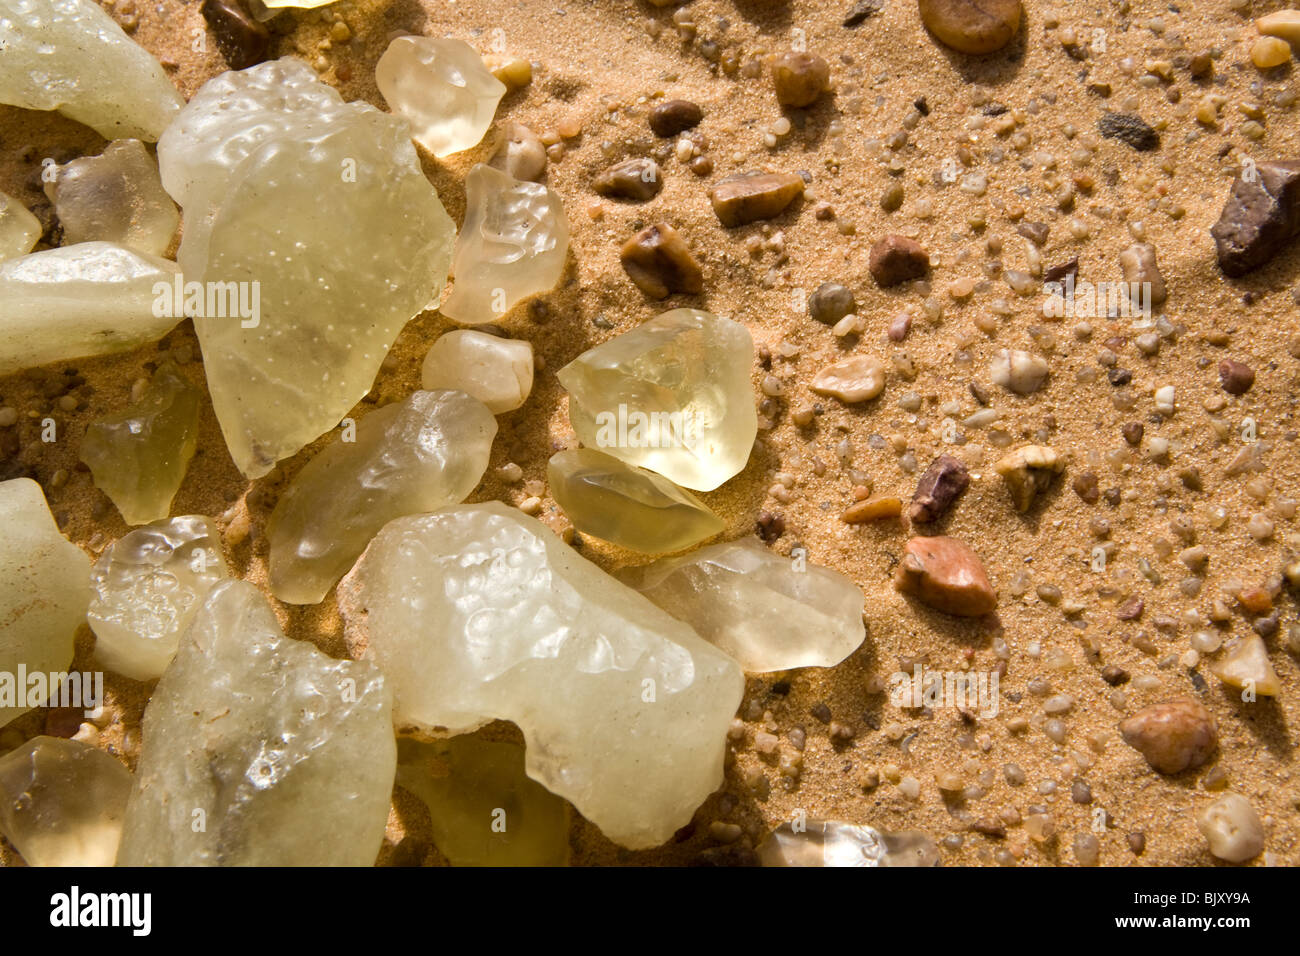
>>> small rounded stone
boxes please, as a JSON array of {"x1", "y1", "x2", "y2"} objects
[
  {"x1": 919, "y1": 0, "x2": 1023, "y2": 55},
  {"x1": 770, "y1": 52, "x2": 830, "y2": 107},
  {"x1": 807, "y1": 281, "x2": 856, "y2": 325}
]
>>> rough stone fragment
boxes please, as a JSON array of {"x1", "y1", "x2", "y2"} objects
[
  {"x1": 484, "y1": 54, "x2": 532, "y2": 91},
  {"x1": 421, "y1": 331, "x2": 534, "y2": 413},
  {"x1": 620, "y1": 222, "x2": 703, "y2": 298},
  {"x1": 490, "y1": 121, "x2": 546, "y2": 182},
  {"x1": 337, "y1": 502, "x2": 744, "y2": 849},
  {"x1": 439, "y1": 163, "x2": 569, "y2": 325},
  {"x1": 909, "y1": 454, "x2": 970, "y2": 523},
  {"x1": 869, "y1": 234, "x2": 930, "y2": 286},
  {"x1": 157, "y1": 58, "x2": 455, "y2": 478},
  {"x1": 0, "y1": 191, "x2": 40, "y2": 263},
  {"x1": 994, "y1": 444, "x2": 1063, "y2": 511},
  {"x1": 894, "y1": 535, "x2": 996, "y2": 617},
  {"x1": 1197, "y1": 793, "x2": 1265, "y2": 863},
  {"x1": 918, "y1": 0, "x2": 1022, "y2": 54},
  {"x1": 810, "y1": 355, "x2": 885, "y2": 404},
  {"x1": 1219, "y1": 359, "x2": 1255, "y2": 395},
  {"x1": 558, "y1": 308, "x2": 756, "y2": 491},
  {"x1": 1118, "y1": 242, "x2": 1166, "y2": 307},
  {"x1": 80, "y1": 361, "x2": 200, "y2": 526},
  {"x1": 548, "y1": 448, "x2": 723, "y2": 554},
  {"x1": 0, "y1": 736, "x2": 131, "y2": 866},
  {"x1": 0, "y1": 0, "x2": 184, "y2": 140},
  {"x1": 989, "y1": 348, "x2": 1049, "y2": 394},
  {"x1": 1210, "y1": 160, "x2": 1300, "y2": 276},
  {"x1": 0, "y1": 242, "x2": 181, "y2": 377},
  {"x1": 1097, "y1": 111, "x2": 1160, "y2": 151},
  {"x1": 0, "y1": 478, "x2": 91, "y2": 726},
  {"x1": 87, "y1": 515, "x2": 229, "y2": 681},
  {"x1": 708, "y1": 171, "x2": 804, "y2": 227},
  {"x1": 116, "y1": 580, "x2": 396, "y2": 866},
  {"x1": 1211, "y1": 634, "x2": 1281, "y2": 697},
  {"x1": 267, "y1": 390, "x2": 496, "y2": 605},
  {"x1": 648, "y1": 99, "x2": 703, "y2": 137},
  {"x1": 841, "y1": 496, "x2": 902, "y2": 523},
  {"x1": 594, "y1": 158, "x2": 663, "y2": 201},
  {"x1": 375, "y1": 36, "x2": 506, "y2": 157},
  {"x1": 396, "y1": 736, "x2": 569, "y2": 867},
  {"x1": 200, "y1": 0, "x2": 270, "y2": 70},
  {"x1": 1119, "y1": 698, "x2": 1217, "y2": 774},
  {"x1": 618, "y1": 536, "x2": 866, "y2": 672},
  {"x1": 843, "y1": 0, "x2": 883, "y2": 27},
  {"x1": 44, "y1": 140, "x2": 179, "y2": 257},
  {"x1": 770, "y1": 52, "x2": 830, "y2": 107},
  {"x1": 759, "y1": 819, "x2": 939, "y2": 866},
  {"x1": 807, "y1": 281, "x2": 855, "y2": 325}
]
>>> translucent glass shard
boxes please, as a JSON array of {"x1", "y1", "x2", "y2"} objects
[
  {"x1": 337, "y1": 502, "x2": 743, "y2": 849},
  {"x1": 0, "y1": 191, "x2": 40, "y2": 263},
  {"x1": 548, "y1": 447, "x2": 724, "y2": 554},
  {"x1": 116, "y1": 580, "x2": 396, "y2": 866},
  {"x1": 87, "y1": 515, "x2": 229, "y2": 681},
  {"x1": 45, "y1": 139, "x2": 179, "y2": 257},
  {"x1": 618, "y1": 536, "x2": 866, "y2": 671},
  {"x1": 420, "y1": 330, "x2": 534, "y2": 414},
  {"x1": 0, "y1": 0, "x2": 184, "y2": 140},
  {"x1": 396, "y1": 736, "x2": 569, "y2": 867},
  {"x1": 375, "y1": 36, "x2": 506, "y2": 158},
  {"x1": 759, "y1": 820, "x2": 940, "y2": 867},
  {"x1": 80, "y1": 360, "x2": 200, "y2": 526},
  {"x1": 557, "y1": 308, "x2": 757, "y2": 492},
  {"x1": 156, "y1": 58, "x2": 455, "y2": 478},
  {"x1": 0, "y1": 479, "x2": 91, "y2": 727},
  {"x1": 267, "y1": 390, "x2": 497, "y2": 605},
  {"x1": 440, "y1": 164, "x2": 569, "y2": 325},
  {"x1": 0, "y1": 736, "x2": 132, "y2": 866},
  {"x1": 0, "y1": 242, "x2": 182, "y2": 377}
]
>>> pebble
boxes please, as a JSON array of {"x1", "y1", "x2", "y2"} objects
[
  {"x1": 1251, "y1": 36, "x2": 1291, "y2": 70},
  {"x1": 619, "y1": 222, "x2": 703, "y2": 299},
  {"x1": 868, "y1": 234, "x2": 930, "y2": 287},
  {"x1": 1211, "y1": 634, "x2": 1281, "y2": 697},
  {"x1": 649, "y1": 99, "x2": 703, "y2": 138},
  {"x1": 1101, "y1": 665, "x2": 1129, "y2": 686},
  {"x1": 593, "y1": 158, "x2": 662, "y2": 201},
  {"x1": 1097, "y1": 111, "x2": 1160, "y2": 151},
  {"x1": 843, "y1": 0, "x2": 883, "y2": 27},
  {"x1": 918, "y1": 0, "x2": 1022, "y2": 54},
  {"x1": 810, "y1": 356, "x2": 886, "y2": 404},
  {"x1": 989, "y1": 348, "x2": 1048, "y2": 395},
  {"x1": 1116, "y1": 596, "x2": 1144, "y2": 621},
  {"x1": 909, "y1": 454, "x2": 969, "y2": 524},
  {"x1": 994, "y1": 444, "x2": 1062, "y2": 511},
  {"x1": 1197, "y1": 793, "x2": 1265, "y2": 863},
  {"x1": 807, "y1": 281, "x2": 856, "y2": 325},
  {"x1": 770, "y1": 52, "x2": 830, "y2": 107},
  {"x1": 1118, "y1": 243, "x2": 1167, "y2": 306},
  {"x1": 1218, "y1": 359, "x2": 1255, "y2": 395},
  {"x1": 1119, "y1": 698, "x2": 1217, "y2": 775},
  {"x1": 894, "y1": 535, "x2": 998, "y2": 617},
  {"x1": 1258, "y1": 10, "x2": 1300, "y2": 45},
  {"x1": 708, "y1": 171, "x2": 804, "y2": 227},
  {"x1": 1017, "y1": 222, "x2": 1049, "y2": 245},
  {"x1": 840, "y1": 496, "x2": 902, "y2": 523},
  {"x1": 492, "y1": 122, "x2": 547, "y2": 181},
  {"x1": 1210, "y1": 159, "x2": 1300, "y2": 276},
  {"x1": 200, "y1": 0, "x2": 270, "y2": 71}
]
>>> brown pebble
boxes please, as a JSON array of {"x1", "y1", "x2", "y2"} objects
[
  {"x1": 593, "y1": 158, "x2": 663, "y2": 201},
  {"x1": 1101, "y1": 665, "x2": 1130, "y2": 686},
  {"x1": 918, "y1": 0, "x2": 1022, "y2": 55},
  {"x1": 1127, "y1": 831, "x2": 1147, "y2": 855},
  {"x1": 807, "y1": 281, "x2": 856, "y2": 325},
  {"x1": 619, "y1": 223, "x2": 703, "y2": 299},
  {"x1": 908, "y1": 454, "x2": 970, "y2": 524},
  {"x1": 1211, "y1": 159, "x2": 1300, "y2": 276},
  {"x1": 649, "y1": 99, "x2": 704, "y2": 138},
  {"x1": 1218, "y1": 359, "x2": 1255, "y2": 395},
  {"x1": 1237, "y1": 587, "x2": 1273, "y2": 614},
  {"x1": 894, "y1": 536, "x2": 997, "y2": 617},
  {"x1": 708, "y1": 171, "x2": 805, "y2": 227},
  {"x1": 1121, "y1": 422, "x2": 1144, "y2": 446},
  {"x1": 756, "y1": 511, "x2": 786, "y2": 542},
  {"x1": 200, "y1": 0, "x2": 270, "y2": 71},
  {"x1": 44, "y1": 706, "x2": 85, "y2": 738},
  {"x1": 1119, "y1": 698, "x2": 1218, "y2": 775},
  {"x1": 1116, "y1": 596, "x2": 1144, "y2": 621},
  {"x1": 868, "y1": 234, "x2": 930, "y2": 287},
  {"x1": 1043, "y1": 257, "x2": 1079, "y2": 285},
  {"x1": 970, "y1": 819, "x2": 1007, "y2": 838},
  {"x1": 770, "y1": 52, "x2": 830, "y2": 108},
  {"x1": 1017, "y1": 221, "x2": 1049, "y2": 245}
]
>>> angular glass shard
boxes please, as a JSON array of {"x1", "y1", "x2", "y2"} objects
[
  {"x1": 375, "y1": 37, "x2": 506, "y2": 158},
  {"x1": 0, "y1": 190, "x2": 41, "y2": 263},
  {"x1": 547, "y1": 447, "x2": 724, "y2": 554},
  {"x1": 557, "y1": 308, "x2": 757, "y2": 491},
  {"x1": 87, "y1": 515, "x2": 229, "y2": 681},
  {"x1": 0, "y1": 479, "x2": 91, "y2": 726},
  {"x1": 759, "y1": 819, "x2": 941, "y2": 867},
  {"x1": 45, "y1": 139, "x2": 179, "y2": 257},
  {"x1": 116, "y1": 580, "x2": 396, "y2": 866},
  {"x1": 0, "y1": 0, "x2": 184, "y2": 140},
  {"x1": 337, "y1": 502, "x2": 744, "y2": 849},
  {"x1": 0, "y1": 736, "x2": 132, "y2": 866},
  {"x1": 618, "y1": 536, "x2": 865, "y2": 671},
  {"x1": 439, "y1": 164, "x2": 569, "y2": 325},
  {"x1": 156, "y1": 58, "x2": 455, "y2": 478},
  {"x1": 396, "y1": 736, "x2": 569, "y2": 867},
  {"x1": 80, "y1": 360, "x2": 201, "y2": 526},
  {"x1": 0, "y1": 242, "x2": 182, "y2": 377},
  {"x1": 420, "y1": 330, "x2": 534, "y2": 414},
  {"x1": 267, "y1": 390, "x2": 497, "y2": 605}
]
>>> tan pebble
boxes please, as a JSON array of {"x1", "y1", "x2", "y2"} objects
[
  {"x1": 994, "y1": 444, "x2": 1063, "y2": 511},
  {"x1": 1251, "y1": 36, "x2": 1292, "y2": 69},
  {"x1": 1257, "y1": 10, "x2": 1300, "y2": 45},
  {"x1": 1211, "y1": 635, "x2": 1281, "y2": 696},
  {"x1": 894, "y1": 535, "x2": 998, "y2": 617},
  {"x1": 707, "y1": 171, "x2": 804, "y2": 227},
  {"x1": 619, "y1": 222, "x2": 703, "y2": 299},
  {"x1": 1119, "y1": 698, "x2": 1217, "y2": 774},
  {"x1": 919, "y1": 0, "x2": 1022, "y2": 55},
  {"x1": 810, "y1": 356, "x2": 886, "y2": 404},
  {"x1": 841, "y1": 496, "x2": 902, "y2": 524},
  {"x1": 769, "y1": 51, "x2": 830, "y2": 107},
  {"x1": 1197, "y1": 793, "x2": 1265, "y2": 862}
]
